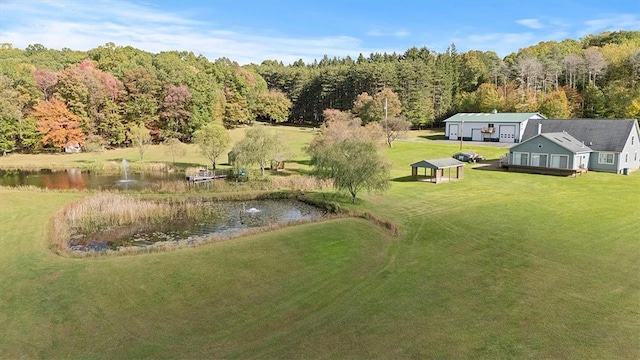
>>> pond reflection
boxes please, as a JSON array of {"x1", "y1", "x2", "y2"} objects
[{"x1": 0, "y1": 169, "x2": 184, "y2": 190}]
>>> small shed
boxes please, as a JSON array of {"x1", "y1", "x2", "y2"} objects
[
  {"x1": 64, "y1": 141, "x2": 82, "y2": 153},
  {"x1": 410, "y1": 158, "x2": 465, "y2": 183},
  {"x1": 227, "y1": 151, "x2": 236, "y2": 166},
  {"x1": 270, "y1": 157, "x2": 285, "y2": 171}
]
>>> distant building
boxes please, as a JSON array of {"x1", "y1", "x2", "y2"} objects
[{"x1": 443, "y1": 111, "x2": 546, "y2": 143}]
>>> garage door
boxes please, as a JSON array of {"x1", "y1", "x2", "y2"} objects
[
  {"x1": 448, "y1": 124, "x2": 459, "y2": 140},
  {"x1": 499, "y1": 125, "x2": 516, "y2": 143},
  {"x1": 471, "y1": 129, "x2": 482, "y2": 141}
]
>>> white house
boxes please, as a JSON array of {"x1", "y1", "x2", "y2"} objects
[{"x1": 443, "y1": 112, "x2": 546, "y2": 143}]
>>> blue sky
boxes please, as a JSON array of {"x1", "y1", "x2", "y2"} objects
[{"x1": 1, "y1": 0, "x2": 638, "y2": 65}]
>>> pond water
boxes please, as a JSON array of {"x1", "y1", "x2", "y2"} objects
[
  {"x1": 69, "y1": 199, "x2": 326, "y2": 252},
  {"x1": 0, "y1": 168, "x2": 184, "y2": 190}
]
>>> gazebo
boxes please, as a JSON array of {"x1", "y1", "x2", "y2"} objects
[{"x1": 410, "y1": 158, "x2": 465, "y2": 183}]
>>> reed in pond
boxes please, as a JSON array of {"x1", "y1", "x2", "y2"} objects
[
  {"x1": 269, "y1": 175, "x2": 333, "y2": 191},
  {"x1": 62, "y1": 194, "x2": 174, "y2": 233}
]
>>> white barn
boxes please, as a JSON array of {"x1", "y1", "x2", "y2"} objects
[{"x1": 443, "y1": 112, "x2": 546, "y2": 143}]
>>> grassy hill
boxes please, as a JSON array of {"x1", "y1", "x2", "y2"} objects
[{"x1": 1, "y1": 129, "x2": 639, "y2": 358}]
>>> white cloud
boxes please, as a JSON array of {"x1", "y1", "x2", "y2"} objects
[
  {"x1": 516, "y1": 18, "x2": 545, "y2": 30},
  {"x1": 451, "y1": 32, "x2": 538, "y2": 57},
  {"x1": 366, "y1": 29, "x2": 411, "y2": 37},
  {"x1": 0, "y1": 0, "x2": 377, "y2": 64},
  {"x1": 4, "y1": 1, "x2": 636, "y2": 65},
  {"x1": 582, "y1": 14, "x2": 640, "y2": 35}
]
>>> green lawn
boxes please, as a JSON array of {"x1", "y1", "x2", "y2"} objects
[{"x1": 1, "y1": 131, "x2": 639, "y2": 359}]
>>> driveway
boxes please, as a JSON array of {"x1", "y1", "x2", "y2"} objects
[{"x1": 429, "y1": 139, "x2": 514, "y2": 148}]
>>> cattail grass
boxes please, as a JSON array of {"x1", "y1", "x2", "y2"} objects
[
  {"x1": 62, "y1": 194, "x2": 173, "y2": 233},
  {"x1": 269, "y1": 175, "x2": 334, "y2": 191}
]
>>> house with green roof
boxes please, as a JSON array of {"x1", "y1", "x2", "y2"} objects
[{"x1": 443, "y1": 111, "x2": 546, "y2": 143}]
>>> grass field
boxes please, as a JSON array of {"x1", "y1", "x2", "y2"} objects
[{"x1": 1, "y1": 129, "x2": 639, "y2": 359}]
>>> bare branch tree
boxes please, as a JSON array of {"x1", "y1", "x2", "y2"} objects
[
  {"x1": 515, "y1": 56, "x2": 543, "y2": 99},
  {"x1": 584, "y1": 47, "x2": 608, "y2": 85},
  {"x1": 563, "y1": 54, "x2": 583, "y2": 89}
]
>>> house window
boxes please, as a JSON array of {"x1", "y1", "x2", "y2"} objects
[
  {"x1": 550, "y1": 154, "x2": 569, "y2": 169},
  {"x1": 513, "y1": 152, "x2": 529, "y2": 166},
  {"x1": 598, "y1": 152, "x2": 615, "y2": 165},
  {"x1": 632, "y1": 136, "x2": 635, "y2": 145},
  {"x1": 531, "y1": 153, "x2": 548, "y2": 167},
  {"x1": 625, "y1": 153, "x2": 629, "y2": 163},
  {"x1": 635, "y1": 152, "x2": 638, "y2": 161},
  {"x1": 488, "y1": 123, "x2": 494, "y2": 128}
]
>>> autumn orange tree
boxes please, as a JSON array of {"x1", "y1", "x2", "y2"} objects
[{"x1": 32, "y1": 97, "x2": 85, "y2": 150}]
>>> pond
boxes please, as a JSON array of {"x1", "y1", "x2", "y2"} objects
[
  {"x1": 0, "y1": 168, "x2": 184, "y2": 190},
  {"x1": 68, "y1": 199, "x2": 326, "y2": 252}
]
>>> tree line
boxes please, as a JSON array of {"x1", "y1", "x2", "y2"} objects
[
  {"x1": 0, "y1": 30, "x2": 638, "y2": 154},
  {"x1": 0, "y1": 42, "x2": 291, "y2": 153},
  {"x1": 255, "y1": 30, "x2": 640, "y2": 126}
]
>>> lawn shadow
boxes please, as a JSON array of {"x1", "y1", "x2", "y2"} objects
[
  {"x1": 73, "y1": 160, "x2": 99, "y2": 164},
  {"x1": 288, "y1": 159, "x2": 312, "y2": 166},
  {"x1": 268, "y1": 168, "x2": 314, "y2": 177},
  {"x1": 391, "y1": 175, "x2": 418, "y2": 182},
  {"x1": 418, "y1": 134, "x2": 448, "y2": 141}
]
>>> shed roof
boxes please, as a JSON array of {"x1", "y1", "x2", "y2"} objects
[
  {"x1": 523, "y1": 119, "x2": 638, "y2": 152},
  {"x1": 411, "y1": 158, "x2": 465, "y2": 169},
  {"x1": 443, "y1": 112, "x2": 545, "y2": 123}
]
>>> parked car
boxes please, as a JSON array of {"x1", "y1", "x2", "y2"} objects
[
  {"x1": 499, "y1": 153, "x2": 509, "y2": 168},
  {"x1": 452, "y1": 151, "x2": 484, "y2": 163}
]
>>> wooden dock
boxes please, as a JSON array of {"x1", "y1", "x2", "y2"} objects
[{"x1": 186, "y1": 169, "x2": 227, "y2": 183}]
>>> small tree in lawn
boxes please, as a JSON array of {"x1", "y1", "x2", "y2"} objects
[
  {"x1": 232, "y1": 126, "x2": 282, "y2": 176},
  {"x1": 380, "y1": 116, "x2": 411, "y2": 148},
  {"x1": 308, "y1": 139, "x2": 390, "y2": 204},
  {"x1": 309, "y1": 110, "x2": 390, "y2": 203},
  {"x1": 192, "y1": 122, "x2": 230, "y2": 170},
  {"x1": 128, "y1": 122, "x2": 151, "y2": 162},
  {"x1": 316, "y1": 109, "x2": 384, "y2": 146}
]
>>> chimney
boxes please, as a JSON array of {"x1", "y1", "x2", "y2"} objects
[
  {"x1": 491, "y1": 109, "x2": 498, "y2": 114},
  {"x1": 537, "y1": 123, "x2": 542, "y2": 135}
]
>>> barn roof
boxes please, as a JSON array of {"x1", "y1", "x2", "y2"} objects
[
  {"x1": 443, "y1": 112, "x2": 545, "y2": 123},
  {"x1": 410, "y1": 158, "x2": 465, "y2": 169},
  {"x1": 522, "y1": 119, "x2": 638, "y2": 152}
]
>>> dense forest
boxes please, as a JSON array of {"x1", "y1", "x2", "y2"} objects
[{"x1": 0, "y1": 30, "x2": 639, "y2": 153}]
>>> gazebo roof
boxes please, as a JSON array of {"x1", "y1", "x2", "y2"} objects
[{"x1": 410, "y1": 158, "x2": 465, "y2": 169}]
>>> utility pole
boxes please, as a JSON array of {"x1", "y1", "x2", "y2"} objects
[
  {"x1": 384, "y1": 97, "x2": 388, "y2": 119},
  {"x1": 460, "y1": 119, "x2": 464, "y2": 150}
]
